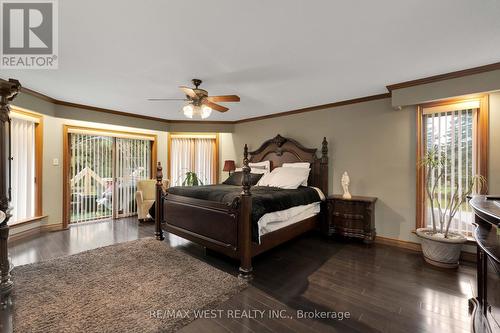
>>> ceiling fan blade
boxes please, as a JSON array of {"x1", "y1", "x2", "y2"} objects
[
  {"x1": 179, "y1": 86, "x2": 197, "y2": 98},
  {"x1": 203, "y1": 100, "x2": 229, "y2": 112},
  {"x1": 206, "y1": 95, "x2": 240, "y2": 102},
  {"x1": 147, "y1": 98, "x2": 188, "y2": 101}
]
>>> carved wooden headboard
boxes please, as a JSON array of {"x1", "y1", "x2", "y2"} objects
[{"x1": 248, "y1": 134, "x2": 329, "y2": 195}]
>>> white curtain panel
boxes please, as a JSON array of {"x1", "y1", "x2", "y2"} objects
[
  {"x1": 10, "y1": 117, "x2": 36, "y2": 223},
  {"x1": 170, "y1": 137, "x2": 216, "y2": 186},
  {"x1": 171, "y1": 138, "x2": 194, "y2": 186},
  {"x1": 195, "y1": 138, "x2": 216, "y2": 185}
]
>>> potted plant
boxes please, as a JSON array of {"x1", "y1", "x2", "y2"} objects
[
  {"x1": 416, "y1": 148, "x2": 486, "y2": 268},
  {"x1": 181, "y1": 171, "x2": 204, "y2": 186}
]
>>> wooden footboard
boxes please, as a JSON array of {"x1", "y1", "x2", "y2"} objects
[{"x1": 155, "y1": 144, "x2": 254, "y2": 279}]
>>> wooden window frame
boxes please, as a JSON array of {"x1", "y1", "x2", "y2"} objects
[
  {"x1": 416, "y1": 95, "x2": 489, "y2": 229},
  {"x1": 167, "y1": 132, "x2": 219, "y2": 184},
  {"x1": 62, "y1": 125, "x2": 157, "y2": 228},
  {"x1": 10, "y1": 106, "x2": 44, "y2": 222}
]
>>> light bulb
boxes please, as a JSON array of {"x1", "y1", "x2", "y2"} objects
[
  {"x1": 201, "y1": 105, "x2": 212, "y2": 119},
  {"x1": 182, "y1": 104, "x2": 194, "y2": 118}
]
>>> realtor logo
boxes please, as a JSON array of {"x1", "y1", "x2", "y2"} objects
[{"x1": 1, "y1": 0, "x2": 58, "y2": 69}]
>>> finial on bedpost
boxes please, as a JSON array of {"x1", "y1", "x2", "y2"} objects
[
  {"x1": 156, "y1": 162, "x2": 163, "y2": 185},
  {"x1": 242, "y1": 144, "x2": 251, "y2": 196},
  {"x1": 155, "y1": 162, "x2": 164, "y2": 241},
  {"x1": 321, "y1": 137, "x2": 328, "y2": 163}
]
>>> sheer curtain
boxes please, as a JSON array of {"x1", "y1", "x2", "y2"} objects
[
  {"x1": 170, "y1": 136, "x2": 217, "y2": 186},
  {"x1": 195, "y1": 138, "x2": 216, "y2": 185},
  {"x1": 171, "y1": 138, "x2": 195, "y2": 186},
  {"x1": 10, "y1": 117, "x2": 36, "y2": 223}
]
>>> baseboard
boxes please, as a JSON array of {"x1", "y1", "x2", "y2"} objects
[
  {"x1": 9, "y1": 226, "x2": 41, "y2": 242},
  {"x1": 41, "y1": 223, "x2": 64, "y2": 232},
  {"x1": 8, "y1": 223, "x2": 64, "y2": 243},
  {"x1": 374, "y1": 235, "x2": 476, "y2": 263}
]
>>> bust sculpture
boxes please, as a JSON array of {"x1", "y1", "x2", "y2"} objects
[{"x1": 341, "y1": 171, "x2": 352, "y2": 199}]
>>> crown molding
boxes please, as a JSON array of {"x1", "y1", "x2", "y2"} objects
[
  {"x1": 234, "y1": 93, "x2": 392, "y2": 124},
  {"x1": 386, "y1": 62, "x2": 500, "y2": 92},
  {"x1": 6, "y1": 60, "x2": 500, "y2": 125}
]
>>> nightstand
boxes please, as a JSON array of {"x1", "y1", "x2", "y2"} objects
[{"x1": 327, "y1": 195, "x2": 377, "y2": 243}]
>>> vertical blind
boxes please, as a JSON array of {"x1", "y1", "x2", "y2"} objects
[
  {"x1": 423, "y1": 108, "x2": 476, "y2": 235},
  {"x1": 10, "y1": 117, "x2": 36, "y2": 224},
  {"x1": 116, "y1": 138, "x2": 151, "y2": 217},
  {"x1": 170, "y1": 136, "x2": 217, "y2": 186},
  {"x1": 69, "y1": 133, "x2": 152, "y2": 223},
  {"x1": 70, "y1": 134, "x2": 114, "y2": 223}
]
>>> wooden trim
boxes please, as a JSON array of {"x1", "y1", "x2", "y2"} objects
[
  {"x1": 41, "y1": 223, "x2": 64, "y2": 232},
  {"x1": 215, "y1": 133, "x2": 220, "y2": 183},
  {"x1": 8, "y1": 226, "x2": 41, "y2": 243},
  {"x1": 386, "y1": 62, "x2": 500, "y2": 91},
  {"x1": 477, "y1": 95, "x2": 489, "y2": 190},
  {"x1": 9, "y1": 215, "x2": 47, "y2": 228},
  {"x1": 416, "y1": 95, "x2": 489, "y2": 230},
  {"x1": 416, "y1": 106, "x2": 425, "y2": 229},
  {"x1": 167, "y1": 133, "x2": 172, "y2": 182},
  {"x1": 374, "y1": 235, "x2": 476, "y2": 263},
  {"x1": 167, "y1": 132, "x2": 220, "y2": 184},
  {"x1": 65, "y1": 125, "x2": 157, "y2": 140},
  {"x1": 62, "y1": 125, "x2": 157, "y2": 227},
  {"x1": 62, "y1": 125, "x2": 70, "y2": 228},
  {"x1": 35, "y1": 116, "x2": 43, "y2": 216},
  {"x1": 375, "y1": 235, "x2": 422, "y2": 252},
  {"x1": 8, "y1": 222, "x2": 64, "y2": 243},
  {"x1": 235, "y1": 93, "x2": 392, "y2": 124}
]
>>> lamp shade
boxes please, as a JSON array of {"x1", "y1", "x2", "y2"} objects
[{"x1": 223, "y1": 160, "x2": 236, "y2": 172}]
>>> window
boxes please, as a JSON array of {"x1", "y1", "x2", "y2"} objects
[
  {"x1": 9, "y1": 107, "x2": 43, "y2": 225},
  {"x1": 416, "y1": 96, "x2": 488, "y2": 235},
  {"x1": 168, "y1": 133, "x2": 219, "y2": 186}
]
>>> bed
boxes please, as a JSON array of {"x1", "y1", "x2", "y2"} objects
[{"x1": 154, "y1": 134, "x2": 329, "y2": 279}]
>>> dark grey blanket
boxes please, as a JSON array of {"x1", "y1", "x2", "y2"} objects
[{"x1": 167, "y1": 185, "x2": 321, "y2": 241}]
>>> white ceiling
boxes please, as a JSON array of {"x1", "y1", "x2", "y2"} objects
[{"x1": 2, "y1": 0, "x2": 500, "y2": 121}]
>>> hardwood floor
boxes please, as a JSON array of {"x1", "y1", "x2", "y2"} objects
[{"x1": 3, "y1": 218, "x2": 475, "y2": 333}]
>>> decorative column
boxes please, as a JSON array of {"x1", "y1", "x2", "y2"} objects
[{"x1": 0, "y1": 79, "x2": 21, "y2": 304}]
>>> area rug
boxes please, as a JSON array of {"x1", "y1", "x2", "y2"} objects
[{"x1": 11, "y1": 238, "x2": 247, "y2": 333}]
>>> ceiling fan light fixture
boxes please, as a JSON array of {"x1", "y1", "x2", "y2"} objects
[
  {"x1": 201, "y1": 105, "x2": 212, "y2": 119},
  {"x1": 182, "y1": 103, "x2": 212, "y2": 120},
  {"x1": 182, "y1": 104, "x2": 194, "y2": 118}
]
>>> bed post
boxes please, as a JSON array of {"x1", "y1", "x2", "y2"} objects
[
  {"x1": 320, "y1": 137, "x2": 329, "y2": 195},
  {"x1": 238, "y1": 144, "x2": 253, "y2": 280},
  {"x1": 155, "y1": 162, "x2": 165, "y2": 241}
]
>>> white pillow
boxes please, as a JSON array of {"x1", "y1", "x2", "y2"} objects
[
  {"x1": 282, "y1": 162, "x2": 311, "y2": 186},
  {"x1": 257, "y1": 167, "x2": 310, "y2": 189},
  {"x1": 249, "y1": 161, "x2": 271, "y2": 174}
]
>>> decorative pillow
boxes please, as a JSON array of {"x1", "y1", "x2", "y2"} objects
[
  {"x1": 249, "y1": 161, "x2": 271, "y2": 174},
  {"x1": 282, "y1": 162, "x2": 311, "y2": 186},
  {"x1": 257, "y1": 167, "x2": 311, "y2": 189},
  {"x1": 223, "y1": 172, "x2": 263, "y2": 186}
]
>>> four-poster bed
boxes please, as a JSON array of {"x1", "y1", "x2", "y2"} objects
[{"x1": 155, "y1": 134, "x2": 329, "y2": 279}]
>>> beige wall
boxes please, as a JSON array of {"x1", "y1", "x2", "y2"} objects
[
  {"x1": 233, "y1": 98, "x2": 419, "y2": 241},
  {"x1": 229, "y1": 92, "x2": 500, "y2": 243}
]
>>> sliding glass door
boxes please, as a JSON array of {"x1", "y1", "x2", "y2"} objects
[
  {"x1": 67, "y1": 129, "x2": 154, "y2": 224},
  {"x1": 115, "y1": 138, "x2": 151, "y2": 218}
]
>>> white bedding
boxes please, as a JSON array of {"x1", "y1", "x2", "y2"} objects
[{"x1": 256, "y1": 186, "x2": 325, "y2": 242}]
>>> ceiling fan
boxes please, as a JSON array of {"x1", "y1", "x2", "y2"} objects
[{"x1": 147, "y1": 79, "x2": 240, "y2": 119}]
